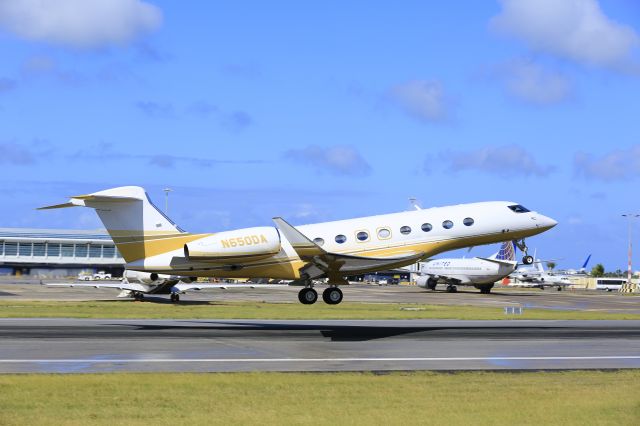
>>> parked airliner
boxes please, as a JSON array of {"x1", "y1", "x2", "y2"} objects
[
  {"x1": 416, "y1": 241, "x2": 517, "y2": 294},
  {"x1": 40, "y1": 186, "x2": 557, "y2": 304}
]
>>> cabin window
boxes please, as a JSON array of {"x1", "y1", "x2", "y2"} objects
[
  {"x1": 442, "y1": 220, "x2": 453, "y2": 229},
  {"x1": 356, "y1": 231, "x2": 369, "y2": 241},
  {"x1": 463, "y1": 217, "x2": 474, "y2": 226},
  {"x1": 400, "y1": 226, "x2": 411, "y2": 235},
  {"x1": 313, "y1": 237, "x2": 325, "y2": 247},
  {"x1": 377, "y1": 228, "x2": 391, "y2": 239},
  {"x1": 421, "y1": 223, "x2": 432, "y2": 232},
  {"x1": 335, "y1": 234, "x2": 347, "y2": 244},
  {"x1": 508, "y1": 204, "x2": 530, "y2": 213}
]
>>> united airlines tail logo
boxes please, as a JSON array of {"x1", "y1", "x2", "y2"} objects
[{"x1": 496, "y1": 241, "x2": 516, "y2": 261}]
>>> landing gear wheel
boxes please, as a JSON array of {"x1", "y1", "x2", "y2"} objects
[
  {"x1": 133, "y1": 292, "x2": 144, "y2": 300},
  {"x1": 170, "y1": 293, "x2": 180, "y2": 302},
  {"x1": 557, "y1": 287, "x2": 562, "y2": 291},
  {"x1": 479, "y1": 284, "x2": 494, "y2": 294},
  {"x1": 322, "y1": 287, "x2": 343, "y2": 305},
  {"x1": 298, "y1": 288, "x2": 318, "y2": 305},
  {"x1": 427, "y1": 278, "x2": 438, "y2": 291},
  {"x1": 522, "y1": 255, "x2": 534, "y2": 265},
  {"x1": 446, "y1": 285, "x2": 458, "y2": 293}
]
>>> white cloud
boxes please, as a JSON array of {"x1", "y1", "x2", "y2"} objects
[
  {"x1": 284, "y1": 145, "x2": 372, "y2": 177},
  {"x1": 574, "y1": 145, "x2": 640, "y2": 181},
  {"x1": 501, "y1": 58, "x2": 573, "y2": 105},
  {"x1": 440, "y1": 145, "x2": 554, "y2": 177},
  {"x1": 0, "y1": 0, "x2": 162, "y2": 49},
  {"x1": 389, "y1": 80, "x2": 449, "y2": 123},
  {"x1": 491, "y1": 0, "x2": 640, "y2": 70}
]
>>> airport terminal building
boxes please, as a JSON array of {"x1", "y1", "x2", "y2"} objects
[{"x1": 0, "y1": 228, "x2": 125, "y2": 277}]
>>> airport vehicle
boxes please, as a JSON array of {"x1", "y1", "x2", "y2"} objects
[
  {"x1": 93, "y1": 271, "x2": 112, "y2": 280},
  {"x1": 595, "y1": 278, "x2": 627, "y2": 292},
  {"x1": 40, "y1": 186, "x2": 557, "y2": 304},
  {"x1": 77, "y1": 272, "x2": 93, "y2": 281},
  {"x1": 510, "y1": 260, "x2": 573, "y2": 290},
  {"x1": 415, "y1": 240, "x2": 516, "y2": 294}
]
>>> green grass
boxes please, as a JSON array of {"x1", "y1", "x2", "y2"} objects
[
  {"x1": 0, "y1": 371, "x2": 639, "y2": 425},
  {"x1": 1, "y1": 300, "x2": 640, "y2": 320}
]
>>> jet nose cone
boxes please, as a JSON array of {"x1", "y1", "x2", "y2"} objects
[{"x1": 538, "y1": 214, "x2": 558, "y2": 229}]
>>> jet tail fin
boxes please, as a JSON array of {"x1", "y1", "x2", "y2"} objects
[
  {"x1": 39, "y1": 186, "x2": 187, "y2": 263},
  {"x1": 494, "y1": 240, "x2": 516, "y2": 261}
]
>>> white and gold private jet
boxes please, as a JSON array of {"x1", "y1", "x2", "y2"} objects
[{"x1": 40, "y1": 186, "x2": 557, "y2": 304}]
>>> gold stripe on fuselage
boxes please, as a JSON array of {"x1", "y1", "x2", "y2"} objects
[
  {"x1": 137, "y1": 228, "x2": 534, "y2": 279},
  {"x1": 107, "y1": 231, "x2": 213, "y2": 263}
]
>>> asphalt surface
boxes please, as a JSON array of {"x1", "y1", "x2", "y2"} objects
[
  {"x1": 2, "y1": 318, "x2": 640, "y2": 373},
  {"x1": 2, "y1": 280, "x2": 640, "y2": 314}
]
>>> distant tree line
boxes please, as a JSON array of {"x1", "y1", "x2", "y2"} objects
[{"x1": 589, "y1": 263, "x2": 638, "y2": 278}]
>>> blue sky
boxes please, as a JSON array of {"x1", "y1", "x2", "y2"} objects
[{"x1": 1, "y1": 0, "x2": 639, "y2": 271}]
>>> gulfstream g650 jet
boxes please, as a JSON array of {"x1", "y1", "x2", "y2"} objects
[{"x1": 40, "y1": 186, "x2": 556, "y2": 305}]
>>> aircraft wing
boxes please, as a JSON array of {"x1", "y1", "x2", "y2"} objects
[
  {"x1": 46, "y1": 282, "x2": 152, "y2": 293},
  {"x1": 273, "y1": 217, "x2": 425, "y2": 282},
  {"x1": 430, "y1": 274, "x2": 472, "y2": 285},
  {"x1": 172, "y1": 283, "x2": 289, "y2": 293}
]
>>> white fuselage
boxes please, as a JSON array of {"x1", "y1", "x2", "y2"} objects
[
  {"x1": 510, "y1": 272, "x2": 572, "y2": 287},
  {"x1": 131, "y1": 200, "x2": 557, "y2": 279},
  {"x1": 418, "y1": 257, "x2": 517, "y2": 286}
]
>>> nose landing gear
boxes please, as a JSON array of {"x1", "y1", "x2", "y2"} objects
[{"x1": 515, "y1": 239, "x2": 534, "y2": 265}]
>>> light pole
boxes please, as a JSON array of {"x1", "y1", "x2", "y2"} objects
[
  {"x1": 163, "y1": 188, "x2": 173, "y2": 215},
  {"x1": 622, "y1": 213, "x2": 639, "y2": 289}
]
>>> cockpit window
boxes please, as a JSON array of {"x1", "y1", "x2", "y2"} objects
[{"x1": 508, "y1": 204, "x2": 530, "y2": 213}]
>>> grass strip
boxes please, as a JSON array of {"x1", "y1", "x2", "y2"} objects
[{"x1": 0, "y1": 370, "x2": 638, "y2": 425}]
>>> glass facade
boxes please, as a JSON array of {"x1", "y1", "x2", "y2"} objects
[
  {"x1": 0, "y1": 242, "x2": 119, "y2": 258},
  {"x1": 103, "y1": 245, "x2": 116, "y2": 258},
  {"x1": 33, "y1": 243, "x2": 46, "y2": 256},
  {"x1": 18, "y1": 242, "x2": 32, "y2": 256},
  {"x1": 61, "y1": 244, "x2": 74, "y2": 257},
  {"x1": 4, "y1": 242, "x2": 17, "y2": 256},
  {"x1": 47, "y1": 243, "x2": 60, "y2": 257},
  {"x1": 75, "y1": 244, "x2": 88, "y2": 258},
  {"x1": 89, "y1": 244, "x2": 102, "y2": 258}
]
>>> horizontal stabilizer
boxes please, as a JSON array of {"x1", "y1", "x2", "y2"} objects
[
  {"x1": 37, "y1": 202, "x2": 80, "y2": 210},
  {"x1": 38, "y1": 194, "x2": 141, "y2": 210}
]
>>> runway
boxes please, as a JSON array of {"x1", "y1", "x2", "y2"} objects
[{"x1": 2, "y1": 318, "x2": 640, "y2": 373}]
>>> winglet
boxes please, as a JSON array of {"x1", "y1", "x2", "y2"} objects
[{"x1": 273, "y1": 217, "x2": 325, "y2": 258}]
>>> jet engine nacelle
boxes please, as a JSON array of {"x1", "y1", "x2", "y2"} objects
[
  {"x1": 415, "y1": 275, "x2": 438, "y2": 289},
  {"x1": 124, "y1": 270, "x2": 166, "y2": 284},
  {"x1": 184, "y1": 226, "x2": 281, "y2": 263}
]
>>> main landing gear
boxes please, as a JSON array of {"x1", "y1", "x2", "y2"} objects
[
  {"x1": 297, "y1": 286, "x2": 344, "y2": 305},
  {"x1": 445, "y1": 284, "x2": 458, "y2": 293},
  {"x1": 170, "y1": 293, "x2": 180, "y2": 303},
  {"x1": 515, "y1": 239, "x2": 534, "y2": 265},
  {"x1": 298, "y1": 287, "x2": 318, "y2": 304},
  {"x1": 133, "y1": 292, "x2": 145, "y2": 301}
]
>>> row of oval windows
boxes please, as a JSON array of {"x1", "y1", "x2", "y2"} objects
[{"x1": 313, "y1": 217, "x2": 475, "y2": 245}]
